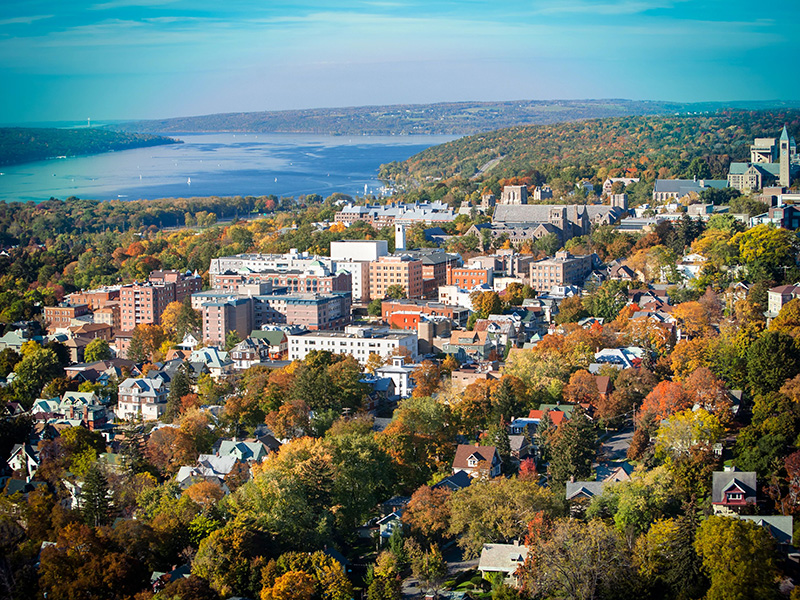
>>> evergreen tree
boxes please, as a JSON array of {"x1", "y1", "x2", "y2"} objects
[
  {"x1": 491, "y1": 377, "x2": 522, "y2": 423},
  {"x1": 664, "y1": 508, "x2": 708, "y2": 600},
  {"x1": 165, "y1": 366, "x2": 192, "y2": 422},
  {"x1": 485, "y1": 419, "x2": 512, "y2": 475},
  {"x1": 547, "y1": 407, "x2": 597, "y2": 486},
  {"x1": 80, "y1": 462, "x2": 111, "y2": 527}
]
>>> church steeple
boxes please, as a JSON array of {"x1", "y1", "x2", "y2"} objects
[{"x1": 780, "y1": 125, "x2": 791, "y2": 187}]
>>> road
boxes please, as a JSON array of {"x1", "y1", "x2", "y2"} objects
[{"x1": 598, "y1": 426, "x2": 634, "y2": 461}]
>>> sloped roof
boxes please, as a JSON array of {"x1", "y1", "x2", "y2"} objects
[
  {"x1": 736, "y1": 515, "x2": 793, "y2": 545},
  {"x1": 566, "y1": 481, "x2": 605, "y2": 500},
  {"x1": 453, "y1": 444, "x2": 499, "y2": 470},
  {"x1": 478, "y1": 542, "x2": 528, "y2": 574},
  {"x1": 433, "y1": 470, "x2": 473, "y2": 491},
  {"x1": 711, "y1": 470, "x2": 757, "y2": 504}
]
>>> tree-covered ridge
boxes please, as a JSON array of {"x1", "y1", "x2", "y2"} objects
[
  {"x1": 111, "y1": 99, "x2": 800, "y2": 136},
  {"x1": 0, "y1": 128, "x2": 180, "y2": 167},
  {"x1": 380, "y1": 109, "x2": 800, "y2": 185}
]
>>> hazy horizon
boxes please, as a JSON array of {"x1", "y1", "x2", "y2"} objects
[{"x1": 2, "y1": 1, "x2": 797, "y2": 124}]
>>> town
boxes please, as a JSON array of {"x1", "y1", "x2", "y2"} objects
[{"x1": 2, "y1": 122, "x2": 800, "y2": 600}]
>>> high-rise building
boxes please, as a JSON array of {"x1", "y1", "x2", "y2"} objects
[{"x1": 369, "y1": 255, "x2": 424, "y2": 300}]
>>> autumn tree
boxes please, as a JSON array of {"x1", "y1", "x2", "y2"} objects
[
  {"x1": 402, "y1": 485, "x2": 452, "y2": 544},
  {"x1": 563, "y1": 369, "x2": 600, "y2": 405},
  {"x1": 412, "y1": 361, "x2": 441, "y2": 398},
  {"x1": 160, "y1": 298, "x2": 202, "y2": 340},
  {"x1": 471, "y1": 291, "x2": 502, "y2": 318},
  {"x1": 638, "y1": 381, "x2": 691, "y2": 428},
  {"x1": 128, "y1": 323, "x2": 167, "y2": 363},
  {"x1": 694, "y1": 515, "x2": 779, "y2": 600}
]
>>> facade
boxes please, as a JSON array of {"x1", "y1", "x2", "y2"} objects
[
  {"x1": 67, "y1": 286, "x2": 121, "y2": 310},
  {"x1": 287, "y1": 326, "x2": 418, "y2": 365},
  {"x1": 375, "y1": 356, "x2": 417, "y2": 398},
  {"x1": 491, "y1": 203, "x2": 620, "y2": 246},
  {"x1": 529, "y1": 251, "x2": 594, "y2": 292},
  {"x1": 369, "y1": 255, "x2": 424, "y2": 300},
  {"x1": 119, "y1": 271, "x2": 201, "y2": 332},
  {"x1": 766, "y1": 284, "x2": 800, "y2": 320},
  {"x1": 500, "y1": 185, "x2": 528, "y2": 205},
  {"x1": 334, "y1": 201, "x2": 456, "y2": 227},
  {"x1": 448, "y1": 266, "x2": 494, "y2": 289},
  {"x1": 381, "y1": 299, "x2": 470, "y2": 329},
  {"x1": 711, "y1": 470, "x2": 757, "y2": 515},
  {"x1": 210, "y1": 266, "x2": 350, "y2": 296},
  {"x1": 652, "y1": 178, "x2": 727, "y2": 202},
  {"x1": 728, "y1": 126, "x2": 797, "y2": 191},
  {"x1": 116, "y1": 377, "x2": 168, "y2": 421},
  {"x1": 44, "y1": 303, "x2": 90, "y2": 330},
  {"x1": 93, "y1": 303, "x2": 120, "y2": 331},
  {"x1": 200, "y1": 296, "x2": 254, "y2": 346},
  {"x1": 330, "y1": 239, "x2": 389, "y2": 262}
]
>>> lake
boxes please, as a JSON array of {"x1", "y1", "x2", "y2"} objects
[{"x1": 0, "y1": 132, "x2": 459, "y2": 203}]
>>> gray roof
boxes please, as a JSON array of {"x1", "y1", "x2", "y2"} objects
[
  {"x1": 711, "y1": 470, "x2": 757, "y2": 504},
  {"x1": 728, "y1": 162, "x2": 781, "y2": 176},
  {"x1": 433, "y1": 470, "x2": 473, "y2": 491},
  {"x1": 478, "y1": 542, "x2": 527, "y2": 574},
  {"x1": 493, "y1": 204, "x2": 621, "y2": 225},
  {"x1": 565, "y1": 481, "x2": 605, "y2": 500},
  {"x1": 653, "y1": 179, "x2": 728, "y2": 194},
  {"x1": 736, "y1": 515, "x2": 793, "y2": 545}
]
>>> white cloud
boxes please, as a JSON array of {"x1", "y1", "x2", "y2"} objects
[{"x1": 0, "y1": 15, "x2": 54, "y2": 26}]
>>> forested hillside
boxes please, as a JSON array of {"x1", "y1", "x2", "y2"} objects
[
  {"x1": 111, "y1": 100, "x2": 800, "y2": 136},
  {"x1": 380, "y1": 109, "x2": 800, "y2": 186},
  {"x1": 0, "y1": 128, "x2": 180, "y2": 167}
]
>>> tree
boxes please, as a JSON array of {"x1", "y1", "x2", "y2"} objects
[
  {"x1": 0, "y1": 347, "x2": 21, "y2": 378},
  {"x1": 554, "y1": 295, "x2": 587, "y2": 325},
  {"x1": 12, "y1": 346, "x2": 63, "y2": 406},
  {"x1": 225, "y1": 330, "x2": 241, "y2": 351},
  {"x1": 770, "y1": 298, "x2": 800, "y2": 338},
  {"x1": 694, "y1": 515, "x2": 779, "y2": 600},
  {"x1": 368, "y1": 298, "x2": 384, "y2": 316},
  {"x1": 402, "y1": 485, "x2": 452, "y2": 544},
  {"x1": 655, "y1": 409, "x2": 723, "y2": 458},
  {"x1": 547, "y1": 407, "x2": 597, "y2": 486},
  {"x1": 408, "y1": 544, "x2": 448, "y2": 598},
  {"x1": 386, "y1": 284, "x2": 406, "y2": 300},
  {"x1": 80, "y1": 462, "x2": 112, "y2": 527},
  {"x1": 412, "y1": 361, "x2": 441, "y2": 398},
  {"x1": 262, "y1": 571, "x2": 316, "y2": 600},
  {"x1": 84, "y1": 337, "x2": 112, "y2": 363},
  {"x1": 161, "y1": 298, "x2": 202, "y2": 340},
  {"x1": 522, "y1": 518, "x2": 633, "y2": 600},
  {"x1": 638, "y1": 381, "x2": 691, "y2": 427},
  {"x1": 193, "y1": 525, "x2": 261, "y2": 598},
  {"x1": 159, "y1": 575, "x2": 221, "y2": 600},
  {"x1": 127, "y1": 323, "x2": 167, "y2": 363},
  {"x1": 448, "y1": 477, "x2": 555, "y2": 558},
  {"x1": 471, "y1": 291, "x2": 502, "y2": 318},
  {"x1": 747, "y1": 330, "x2": 800, "y2": 396},
  {"x1": 563, "y1": 369, "x2": 600, "y2": 405},
  {"x1": 165, "y1": 365, "x2": 192, "y2": 422}
]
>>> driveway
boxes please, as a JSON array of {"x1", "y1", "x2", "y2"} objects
[{"x1": 598, "y1": 426, "x2": 634, "y2": 461}]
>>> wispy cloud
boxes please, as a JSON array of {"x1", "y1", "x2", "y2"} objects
[
  {"x1": 91, "y1": 0, "x2": 179, "y2": 10},
  {"x1": 0, "y1": 14, "x2": 54, "y2": 26},
  {"x1": 534, "y1": 0, "x2": 674, "y2": 15}
]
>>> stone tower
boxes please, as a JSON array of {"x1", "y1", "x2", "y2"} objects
[
  {"x1": 549, "y1": 207, "x2": 568, "y2": 242},
  {"x1": 780, "y1": 125, "x2": 791, "y2": 188}
]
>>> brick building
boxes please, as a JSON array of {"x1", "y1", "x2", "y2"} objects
[
  {"x1": 119, "y1": 271, "x2": 202, "y2": 331},
  {"x1": 67, "y1": 287, "x2": 121, "y2": 310},
  {"x1": 44, "y1": 303, "x2": 90, "y2": 330},
  {"x1": 381, "y1": 299, "x2": 470, "y2": 329},
  {"x1": 369, "y1": 255, "x2": 424, "y2": 300},
  {"x1": 529, "y1": 251, "x2": 594, "y2": 292},
  {"x1": 447, "y1": 266, "x2": 494, "y2": 289}
]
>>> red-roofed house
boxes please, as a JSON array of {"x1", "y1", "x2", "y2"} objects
[
  {"x1": 528, "y1": 409, "x2": 568, "y2": 426},
  {"x1": 453, "y1": 444, "x2": 502, "y2": 479}
]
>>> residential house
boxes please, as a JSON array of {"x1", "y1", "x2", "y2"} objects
[
  {"x1": 250, "y1": 329, "x2": 288, "y2": 359},
  {"x1": 735, "y1": 515, "x2": 794, "y2": 546},
  {"x1": 189, "y1": 347, "x2": 234, "y2": 380},
  {"x1": 478, "y1": 541, "x2": 528, "y2": 588},
  {"x1": 711, "y1": 470, "x2": 757, "y2": 515},
  {"x1": 442, "y1": 330, "x2": 496, "y2": 361},
  {"x1": 218, "y1": 439, "x2": 270, "y2": 463},
  {"x1": 175, "y1": 454, "x2": 238, "y2": 492},
  {"x1": 375, "y1": 357, "x2": 417, "y2": 399},
  {"x1": 432, "y1": 471, "x2": 473, "y2": 492},
  {"x1": 7, "y1": 443, "x2": 39, "y2": 482},
  {"x1": 452, "y1": 444, "x2": 502, "y2": 479},
  {"x1": 116, "y1": 377, "x2": 168, "y2": 421}
]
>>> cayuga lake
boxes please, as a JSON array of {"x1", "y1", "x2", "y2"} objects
[{"x1": 0, "y1": 132, "x2": 459, "y2": 203}]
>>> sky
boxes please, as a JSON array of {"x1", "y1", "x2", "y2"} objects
[{"x1": 0, "y1": 0, "x2": 797, "y2": 123}]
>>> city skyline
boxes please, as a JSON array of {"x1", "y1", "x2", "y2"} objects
[{"x1": 1, "y1": 0, "x2": 797, "y2": 123}]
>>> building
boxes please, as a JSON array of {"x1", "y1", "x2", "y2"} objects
[
  {"x1": 529, "y1": 251, "x2": 594, "y2": 292},
  {"x1": 728, "y1": 126, "x2": 798, "y2": 191},
  {"x1": 369, "y1": 255, "x2": 424, "y2": 300},
  {"x1": 287, "y1": 326, "x2": 417, "y2": 365},
  {"x1": 478, "y1": 542, "x2": 528, "y2": 589},
  {"x1": 115, "y1": 377, "x2": 168, "y2": 421},
  {"x1": 44, "y1": 303, "x2": 90, "y2": 330},
  {"x1": 199, "y1": 296, "x2": 254, "y2": 347},
  {"x1": 532, "y1": 185, "x2": 553, "y2": 200},
  {"x1": 375, "y1": 356, "x2": 417, "y2": 398},
  {"x1": 765, "y1": 284, "x2": 800, "y2": 320},
  {"x1": 334, "y1": 201, "x2": 456, "y2": 227},
  {"x1": 448, "y1": 266, "x2": 494, "y2": 289},
  {"x1": 119, "y1": 271, "x2": 202, "y2": 331},
  {"x1": 603, "y1": 177, "x2": 639, "y2": 195},
  {"x1": 442, "y1": 330, "x2": 497, "y2": 361},
  {"x1": 382, "y1": 299, "x2": 470, "y2": 329},
  {"x1": 711, "y1": 470, "x2": 757, "y2": 515},
  {"x1": 452, "y1": 444, "x2": 502, "y2": 478},
  {"x1": 93, "y1": 303, "x2": 120, "y2": 331},
  {"x1": 491, "y1": 203, "x2": 623, "y2": 246},
  {"x1": 67, "y1": 286, "x2": 121, "y2": 310},
  {"x1": 500, "y1": 185, "x2": 528, "y2": 205},
  {"x1": 750, "y1": 205, "x2": 800, "y2": 230},
  {"x1": 652, "y1": 178, "x2": 728, "y2": 202},
  {"x1": 330, "y1": 240, "x2": 389, "y2": 262}
]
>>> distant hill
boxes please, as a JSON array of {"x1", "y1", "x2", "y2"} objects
[
  {"x1": 378, "y1": 109, "x2": 800, "y2": 185},
  {"x1": 110, "y1": 99, "x2": 800, "y2": 137},
  {"x1": 0, "y1": 128, "x2": 180, "y2": 167}
]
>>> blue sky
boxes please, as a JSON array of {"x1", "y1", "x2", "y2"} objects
[{"x1": 0, "y1": 0, "x2": 796, "y2": 123}]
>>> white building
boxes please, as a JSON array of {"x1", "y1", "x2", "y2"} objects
[
  {"x1": 116, "y1": 377, "x2": 168, "y2": 421},
  {"x1": 438, "y1": 285, "x2": 480, "y2": 310},
  {"x1": 287, "y1": 326, "x2": 417, "y2": 365},
  {"x1": 335, "y1": 260, "x2": 371, "y2": 304},
  {"x1": 330, "y1": 240, "x2": 389, "y2": 263},
  {"x1": 375, "y1": 356, "x2": 417, "y2": 398}
]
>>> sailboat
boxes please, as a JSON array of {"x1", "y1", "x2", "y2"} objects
[{"x1": 187, "y1": 177, "x2": 191, "y2": 185}]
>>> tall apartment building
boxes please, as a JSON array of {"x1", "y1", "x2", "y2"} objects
[
  {"x1": 200, "y1": 296, "x2": 254, "y2": 347},
  {"x1": 529, "y1": 251, "x2": 594, "y2": 292},
  {"x1": 119, "y1": 270, "x2": 202, "y2": 331},
  {"x1": 287, "y1": 326, "x2": 417, "y2": 365},
  {"x1": 369, "y1": 255, "x2": 424, "y2": 300}
]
